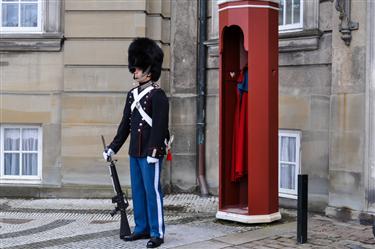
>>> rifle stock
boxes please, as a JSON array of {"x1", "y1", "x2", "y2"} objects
[
  {"x1": 120, "y1": 210, "x2": 131, "y2": 238},
  {"x1": 101, "y1": 135, "x2": 131, "y2": 239}
]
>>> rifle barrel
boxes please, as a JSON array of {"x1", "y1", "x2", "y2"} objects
[{"x1": 101, "y1": 135, "x2": 107, "y2": 150}]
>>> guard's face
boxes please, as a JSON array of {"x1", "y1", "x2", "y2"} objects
[{"x1": 131, "y1": 67, "x2": 151, "y2": 83}]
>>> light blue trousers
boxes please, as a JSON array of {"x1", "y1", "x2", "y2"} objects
[{"x1": 129, "y1": 156, "x2": 165, "y2": 238}]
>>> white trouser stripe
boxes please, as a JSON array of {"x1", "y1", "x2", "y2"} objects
[{"x1": 154, "y1": 161, "x2": 163, "y2": 238}]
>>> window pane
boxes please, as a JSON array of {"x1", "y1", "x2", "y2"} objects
[
  {"x1": 279, "y1": 0, "x2": 284, "y2": 26},
  {"x1": 4, "y1": 128, "x2": 20, "y2": 151},
  {"x1": 22, "y1": 128, "x2": 38, "y2": 151},
  {"x1": 285, "y1": 0, "x2": 292, "y2": 25},
  {"x1": 22, "y1": 153, "x2": 38, "y2": 175},
  {"x1": 2, "y1": 3, "x2": 19, "y2": 27},
  {"x1": 280, "y1": 163, "x2": 295, "y2": 190},
  {"x1": 293, "y1": 0, "x2": 301, "y2": 24},
  {"x1": 4, "y1": 153, "x2": 20, "y2": 175},
  {"x1": 21, "y1": 3, "x2": 37, "y2": 27},
  {"x1": 280, "y1": 136, "x2": 296, "y2": 162}
]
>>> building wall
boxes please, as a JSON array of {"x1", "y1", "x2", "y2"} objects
[
  {"x1": 0, "y1": 0, "x2": 373, "y2": 218},
  {"x1": 278, "y1": 1, "x2": 332, "y2": 211},
  {"x1": 0, "y1": 0, "x2": 172, "y2": 197},
  {"x1": 204, "y1": 1, "x2": 332, "y2": 203},
  {"x1": 365, "y1": 0, "x2": 375, "y2": 214},
  {"x1": 204, "y1": 0, "x2": 368, "y2": 214},
  {"x1": 61, "y1": 0, "x2": 171, "y2": 194},
  {"x1": 0, "y1": 52, "x2": 64, "y2": 188},
  {"x1": 327, "y1": 0, "x2": 368, "y2": 214},
  {"x1": 169, "y1": 0, "x2": 199, "y2": 192},
  {"x1": 205, "y1": 0, "x2": 220, "y2": 195}
]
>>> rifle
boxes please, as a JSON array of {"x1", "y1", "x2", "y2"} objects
[{"x1": 101, "y1": 135, "x2": 131, "y2": 239}]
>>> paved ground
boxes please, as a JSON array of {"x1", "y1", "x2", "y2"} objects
[{"x1": 0, "y1": 194, "x2": 374, "y2": 248}]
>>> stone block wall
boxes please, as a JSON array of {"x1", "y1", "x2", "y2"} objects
[
  {"x1": 328, "y1": 0, "x2": 367, "y2": 211},
  {"x1": 0, "y1": 0, "x2": 171, "y2": 196},
  {"x1": 0, "y1": 50, "x2": 64, "y2": 188},
  {"x1": 61, "y1": 0, "x2": 171, "y2": 191},
  {"x1": 204, "y1": 0, "x2": 335, "y2": 210},
  {"x1": 1, "y1": 0, "x2": 372, "y2": 218},
  {"x1": 169, "y1": 0, "x2": 199, "y2": 192}
]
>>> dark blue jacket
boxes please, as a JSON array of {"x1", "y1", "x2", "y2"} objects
[{"x1": 109, "y1": 83, "x2": 169, "y2": 158}]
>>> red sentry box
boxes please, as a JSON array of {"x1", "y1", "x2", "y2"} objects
[{"x1": 217, "y1": 0, "x2": 280, "y2": 223}]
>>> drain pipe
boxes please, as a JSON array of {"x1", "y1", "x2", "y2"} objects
[{"x1": 197, "y1": 0, "x2": 209, "y2": 197}]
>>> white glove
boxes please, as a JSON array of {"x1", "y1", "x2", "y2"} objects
[
  {"x1": 147, "y1": 156, "x2": 159, "y2": 164},
  {"x1": 103, "y1": 148, "x2": 114, "y2": 162}
]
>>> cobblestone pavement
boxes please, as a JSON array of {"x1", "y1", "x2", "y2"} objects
[{"x1": 0, "y1": 194, "x2": 374, "y2": 249}]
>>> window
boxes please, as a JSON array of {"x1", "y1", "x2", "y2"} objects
[
  {"x1": 0, "y1": 125, "x2": 42, "y2": 182},
  {"x1": 0, "y1": 0, "x2": 42, "y2": 33},
  {"x1": 279, "y1": 130, "x2": 300, "y2": 198},
  {"x1": 0, "y1": 0, "x2": 62, "y2": 52},
  {"x1": 279, "y1": 0, "x2": 303, "y2": 32}
]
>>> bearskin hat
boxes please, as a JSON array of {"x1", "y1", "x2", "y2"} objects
[{"x1": 128, "y1": 37, "x2": 164, "y2": 82}]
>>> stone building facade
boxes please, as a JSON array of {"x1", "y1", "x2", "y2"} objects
[{"x1": 0, "y1": 0, "x2": 374, "y2": 219}]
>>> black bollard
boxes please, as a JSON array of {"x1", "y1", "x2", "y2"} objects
[{"x1": 297, "y1": 174, "x2": 308, "y2": 244}]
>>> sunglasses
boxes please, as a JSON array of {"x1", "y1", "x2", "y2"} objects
[
  {"x1": 129, "y1": 66, "x2": 151, "y2": 75},
  {"x1": 129, "y1": 67, "x2": 136, "y2": 74}
]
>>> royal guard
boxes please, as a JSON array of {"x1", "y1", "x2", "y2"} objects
[{"x1": 103, "y1": 37, "x2": 169, "y2": 248}]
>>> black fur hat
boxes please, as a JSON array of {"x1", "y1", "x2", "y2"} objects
[{"x1": 128, "y1": 37, "x2": 164, "y2": 82}]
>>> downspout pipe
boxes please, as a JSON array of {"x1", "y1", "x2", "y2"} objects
[{"x1": 197, "y1": 0, "x2": 209, "y2": 197}]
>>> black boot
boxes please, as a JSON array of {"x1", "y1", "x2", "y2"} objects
[
  {"x1": 146, "y1": 237, "x2": 164, "y2": 248},
  {"x1": 123, "y1": 232, "x2": 150, "y2": 241}
]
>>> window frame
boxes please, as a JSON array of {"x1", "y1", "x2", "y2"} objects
[
  {"x1": 0, "y1": 0, "x2": 43, "y2": 33},
  {"x1": 0, "y1": 124, "x2": 43, "y2": 183},
  {"x1": 278, "y1": 0, "x2": 320, "y2": 52},
  {"x1": 278, "y1": 130, "x2": 301, "y2": 199},
  {"x1": 279, "y1": 0, "x2": 304, "y2": 33},
  {"x1": 0, "y1": 0, "x2": 63, "y2": 52}
]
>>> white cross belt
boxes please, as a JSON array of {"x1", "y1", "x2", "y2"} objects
[{"x1": 130, "y1": 86, "x2": 154, "y2": 127}]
